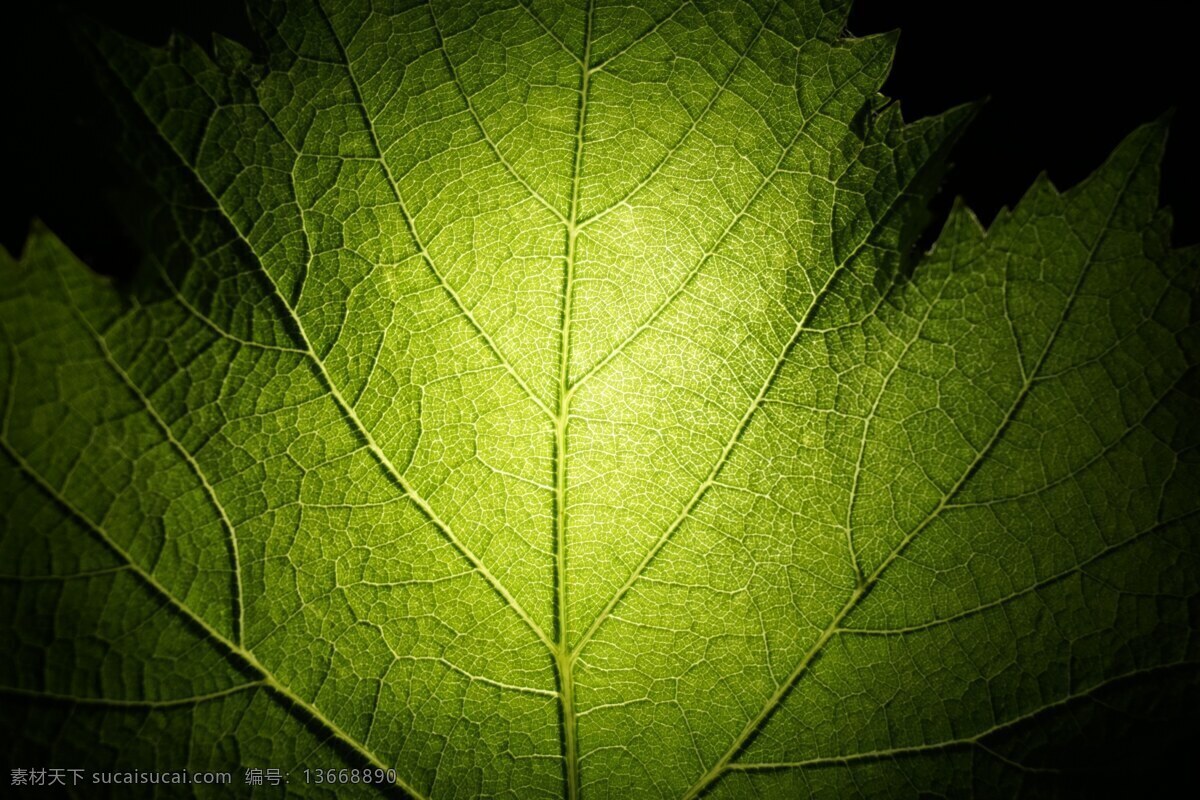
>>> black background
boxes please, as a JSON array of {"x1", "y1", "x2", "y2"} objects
[{"x1": 1, "y1": 1, "x2": 1197, "y2": 273}]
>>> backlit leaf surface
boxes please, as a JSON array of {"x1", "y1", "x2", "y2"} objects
[{"x1": 2, "y1": 1, "x2": 1197, "y2": 797}]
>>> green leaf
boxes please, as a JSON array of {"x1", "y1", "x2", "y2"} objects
[{"x1": 2, "y1": 1, "x2": 1197, "y2": 797}]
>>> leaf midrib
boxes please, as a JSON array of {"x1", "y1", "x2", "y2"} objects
[{"x1": 553, "y1": 2, "x2": 595, "y2": 797}]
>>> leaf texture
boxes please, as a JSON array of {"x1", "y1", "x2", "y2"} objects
[{"x1": 1, "y1": 1, "x2": 1197, "y2": 797}]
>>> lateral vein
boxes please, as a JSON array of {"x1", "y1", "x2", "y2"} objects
[
  {"x1": 0, "y1": 441, "x2": 423, "y2": 800},
  {"x1": 679, "y1": 134, "x2": 1152, "y2": 800},
  {"x1": 94, "y1": 25, "x2": 556, "y2": 657},
  {"x1": 59, "y1": 274, "x2": 247, "y2": 648}
]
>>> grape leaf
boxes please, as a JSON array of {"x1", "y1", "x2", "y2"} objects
[{"x1": 2, "y1": 1, "x2": 1198, "y2": 797}]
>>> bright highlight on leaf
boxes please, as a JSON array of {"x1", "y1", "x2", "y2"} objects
[{"x1": 1, "y1": 1, "x2": 1197, "y2": 798}]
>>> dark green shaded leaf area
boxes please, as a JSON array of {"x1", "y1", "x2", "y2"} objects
[{"x1": 2, "y1": 1, "x2": 1198, "y2": 797}]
